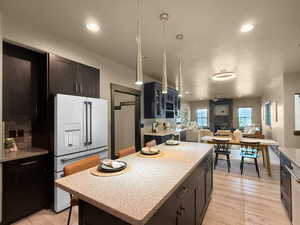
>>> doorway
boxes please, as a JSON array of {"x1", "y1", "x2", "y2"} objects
[{"x1": 110, "y1": 84, "x2": 141, "y2": 159}]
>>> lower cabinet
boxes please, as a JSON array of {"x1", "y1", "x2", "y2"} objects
[
  {"x1": 78, "y1": 150, "x2": 213, "y2": 225},
  {"x1": 280, "y1": 153, "x2": 292, "y2": 222},
  {"x1": 2, "y1": 154, "x2": 50, "y2": 225}
]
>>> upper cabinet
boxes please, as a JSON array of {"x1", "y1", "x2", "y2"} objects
[
  {"x1": 144, "y1": 82, "x2": 180, "y2": 119},
  {"x1": 49, "y1": 54, "x2": 100, "y2": 98},
  {"x1": 144, "y1": 82, "x2": 166, "y2": 118},
  {"x1": 3, "y1": 42, "x2": 47, "y2": 121}
]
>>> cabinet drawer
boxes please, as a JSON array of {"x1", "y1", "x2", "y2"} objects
[{"x1": 3, "y1": 154, "x2": 50, "y2": 225}]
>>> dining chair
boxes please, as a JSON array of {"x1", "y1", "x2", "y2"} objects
[
  {"x1": 64, "y1": 154, "x2": 101, "y2": 225},
  {"x1": 213, "y1": 139, "x2": 231, "y2": 172},
  {"x1": 240, "y1": 141, "x2": 261, "y2": 177},
  {"x1": 116, "y1": 146, "x2": 136, "y2": 158},
  {"x1": 145, "y1": 139, "x2": 157, "y2": 147}
]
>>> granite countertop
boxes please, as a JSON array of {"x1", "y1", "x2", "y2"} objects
[
  {"x1": 144, "y1": 128, "x2": 190, "y2": 137},
  {"x1": 279, "y1": 147, "x2": 300, "y2": 168},
  {"x1": 1, "y1": 147, "x2": 49, "y2": 162},
  {"x1": 56, "y1": 142, "x2": 213, "y2": 225}
]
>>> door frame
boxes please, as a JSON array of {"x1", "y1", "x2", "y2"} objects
[{"x1": 110, "y1": 83, "x2": 141, "y2": 159}]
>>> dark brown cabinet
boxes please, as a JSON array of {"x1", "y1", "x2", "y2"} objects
[
  {"x1": 3, "y1": 42, "x2": 47, "y2": 121},
  {"x1": 78, "y1": 150, "x2": 213, "y2": 225},
  {"x1": 76, "y1": 63, "x2": 100, "y2": 98},
  {"x1": 49, "y1": 54, "x2": 77, "y2": 96},
  {"x1": 2, "y1": 154, "x2": 50, "y2": 225},
  {"x1": 49, "y1": 54, "x2": 100, "y2": 98}
]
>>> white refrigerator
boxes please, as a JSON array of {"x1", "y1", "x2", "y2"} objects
[{"x1": 54, "y1": 94, "x2": 108, "y2": 212}]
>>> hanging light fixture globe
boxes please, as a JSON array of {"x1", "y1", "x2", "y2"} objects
[
  {"x1": 135, "y1": 0, "x2": 143, "y2": 85},
  {"x1": 160, "y1": 12, "x2": 169, "y2": 94}
]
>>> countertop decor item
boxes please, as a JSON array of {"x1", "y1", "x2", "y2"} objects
[
  {"x1": 165, "y1": 140, "x2": 180, "y2": 146},
  {"x1": 98, "y1": 160, "x2": 127, "y2": 173},
  {"x1": 4, "y1": 138, "x2": 18, "y2": 152},
  {"x1": 140, "y1": 147, "x2": 160, "y2": 155},
  {"x1": 90, "y1": 165, "x2": 131, "y2": 177}
]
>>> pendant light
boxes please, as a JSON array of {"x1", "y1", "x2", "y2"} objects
[
  {"x1": 176, "y1": 34, "x2": 184, "y2": 97},
  {"x1": 135, "y1": 0, "x2": 143, "y2": 85},
  {"x1": 160, "y1": 13, "x2": 169, "y2": 94}
]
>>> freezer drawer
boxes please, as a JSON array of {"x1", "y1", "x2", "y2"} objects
[
  {"x1": 54, "y1": 148, "x2": 108, "y2": 172},
  {"x1": 54, "y1": 171, "x2": 70, "y2": 212}
]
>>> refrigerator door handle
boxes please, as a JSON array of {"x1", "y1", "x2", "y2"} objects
[
  {"x1": 89, "y1": 102, "x2": 92, "y2": 145},
  {"x1": 84, "y1": 101, "x2": 89, "y2": 146}
]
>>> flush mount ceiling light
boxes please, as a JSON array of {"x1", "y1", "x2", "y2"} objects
[
  {"x1": 212, "y1": 70, "x2": 236, "y2": 81},
  {"x1": 240, "y1": 23, "x2": 254, "y2": 33},
  {"x1": 86, "y1": 23, "x2": 100, "y2": 32}
]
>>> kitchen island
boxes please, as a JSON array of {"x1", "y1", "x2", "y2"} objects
[{"x1": 55, "y1": 142, "x2": 213, "y2": 225}]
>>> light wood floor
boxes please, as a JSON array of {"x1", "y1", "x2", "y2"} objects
[{"x1": 13, "y1": 148, "x2": 291, "y2": 225}]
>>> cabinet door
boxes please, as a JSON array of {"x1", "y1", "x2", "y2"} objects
[
  {"x1": 3, "y1": 55, "x2": 32, "y2": 121},
  {"x1": 3, "y1": 155, "x2": 49, "y2": 224},
  {"x1": 77, "y1": 64, "x2": 100, "y2": 98},
  {"x1": 178, "y1": 186, "x2": 197, "y2": 225},
  {"x1": 49, "y1": 54, "x2": 78, "y2": 96},
  {"x1": 196, "y1": 162, "x2": 207, "y2": 225},
  {"x1": 146, "y1": 193, "x2": 180, "y2": 225}
]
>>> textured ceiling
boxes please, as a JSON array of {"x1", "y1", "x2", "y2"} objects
[{"x1": 2, "y1": 0, "x2": 300, "y2": 101}]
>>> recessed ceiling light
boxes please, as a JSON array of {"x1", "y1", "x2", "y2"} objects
[
  {"x1": 185, "y1": 91, "x2": 190, "y2": 95},
  {"x1": 86, "y1": 23, "x2": 100, "y2": 32},
  {"x1": 240, "y1": 23, "x2": 254, "y2": 33},
  {"x1": 212, "y1": 71, "x2": 236, "y2": 81}
]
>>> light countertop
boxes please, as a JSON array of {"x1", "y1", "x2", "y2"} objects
[
  {"x1": 144, "y1": 128, "x2": 190, "y2": 137},
  {"x1": 279, "y1": 147, "x2": 300, "y2": 168},
  {"x1": 55, "y1": 142, "x2": 213, "y2": 225},
  {"x1": 1, "y1": 147, "x2": 49, "y2": 162}
]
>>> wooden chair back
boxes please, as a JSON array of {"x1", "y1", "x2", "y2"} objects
[
  {"x1": 145, "y1": 139, "x2": 157, "y2": 147},
  {"x1": 64, "y1": 154, "x2": 101, "y2": 177},
  {"x1": 116, "y1": 146, "x2": 136, "y2": 158},
  {"x1": 213, "y1": 139, "x2": 230, "y2": 153},
  {"x1": 240, "y1": 141, "x2": 260, "y2": 155}
]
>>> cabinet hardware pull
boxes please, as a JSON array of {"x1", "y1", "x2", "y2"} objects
[
  {"x1": 176, "y1": 210, "x2": 183, "y2": 216},
  {"x1": 20, "y1": 160, "x2": 38, "y2": 166},
  {"x1": 285, "y1": 165, "x2": 300, "y2": 184},
  {"x1": 177, "y1": 187, "x2": 188, "y2": 199},
  {"x1": 61, "y1": 150, "x2": 107, "y2": 163}
]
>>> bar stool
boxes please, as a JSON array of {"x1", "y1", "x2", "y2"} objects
[
  {"x1": 213, "y1": 139, "x2": 231, "y2": 172},
  {"x1": 64, "y1": 154, "x2": 101, "y2": 225},
  {"x1": 145, "y1": 139, "x2": 157, "y2": 147},
  {"x1": 240, "y1": 141, "x2": 261, "y2": 177},
  {"x1": 116, "y1": 146, "x2": 136, "y2": 158}
]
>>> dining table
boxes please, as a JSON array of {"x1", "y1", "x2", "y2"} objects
[{"x1": 201, "y1": 136, "x2": 279, "y2": 176}]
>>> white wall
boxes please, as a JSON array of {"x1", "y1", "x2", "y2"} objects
[
  {"x1": 261, "y1": 77, "x2": 285, "y2": 146},
  {"x1": 2, "y1": 17, "x2": 156, "y2": 156},
  {"x1": 283, "y1": 73, "x2": 300, "y2": 148},
  {"x1": 189, "y1": 98, "x2": 262, "y2": 129}
]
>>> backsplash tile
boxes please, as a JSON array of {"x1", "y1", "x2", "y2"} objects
[{"x1": 5, "y1": 120, "x2": 32, "y2": 149}]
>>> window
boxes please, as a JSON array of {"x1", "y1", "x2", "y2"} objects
[
  {"x1": 238, "y1": 107, "x2": 252, "y2": 128},
  {"x1": 196, "y1": 108, "x2": 208, "y2": 127},
  {"x1": 264, "y1": 101, "x2": 272, "y2": 126}
]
